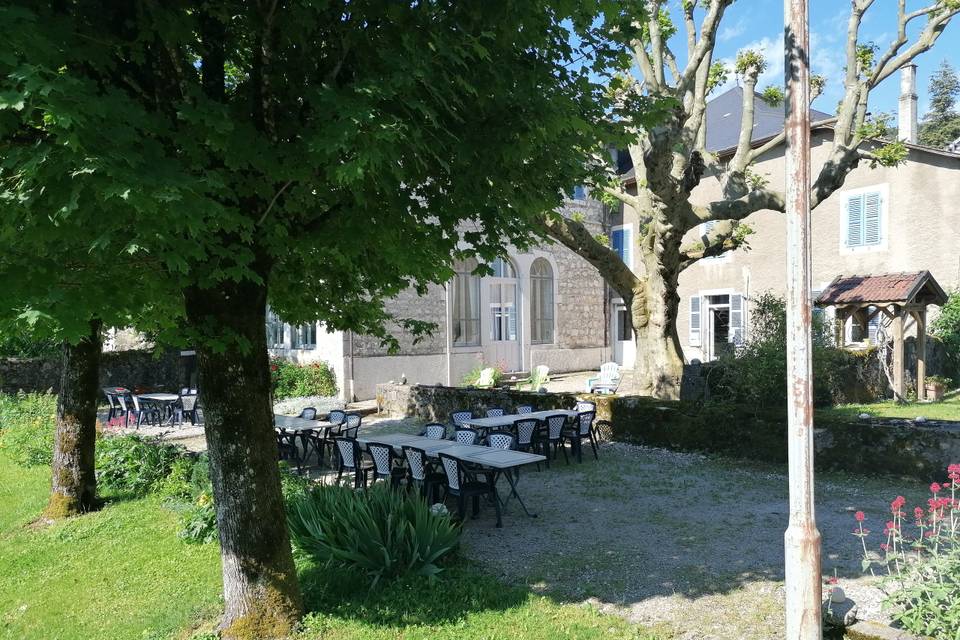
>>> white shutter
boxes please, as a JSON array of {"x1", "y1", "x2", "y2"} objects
[
  {"x1": 689, "y1": 296, "x2": 702, "y2": 346},
  {"x1": 863, "y1": 191, "x2": 881, "y2": 246},
  {"x1": 730, "y1": 294, "x2": 745, "y2": 344},
  {"x1": 868, "y1": 309, "x2": 880, "y2": 344},
  {"x1": 622, "y1": 227, "x2": 632, "y2": 268},
  {"x1": 846, "y1": 194, "x2": 864, "y2": 247}
]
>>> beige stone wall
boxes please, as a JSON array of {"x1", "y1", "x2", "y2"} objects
[{"x1": 620, "y1": 131, "x2": 960, "y2": 362}]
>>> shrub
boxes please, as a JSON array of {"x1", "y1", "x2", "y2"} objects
[
  {"x1": 288, "y1": 483, "x2": 460, "y2": 586},
  {"x1": 270, "y1": 358, "x2": 337, "y2": 399},
  {"x1": 460, "y1": 362, "x2": 505, "y2": 387},
  {"x1": 853, "y1": 466, "x2": 960, "y2": 638},
  {"x1": 0, "y1": 392, "x2": 57, "y2": 466},
  {"x1": 95, "y1": 434, "x2": 185, "y2": 496},
  {"x1": 932, "y1": 289, "x2": 960, "y2": 384}
]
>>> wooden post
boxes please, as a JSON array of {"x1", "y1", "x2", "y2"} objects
[
  {"x1": 892, "y1": 307, "x2": 905, "y2": 400},
  {"x1": 834, "y1": 309, "x2": 846, "y2": 347},
  {"x1": 917, "y1": 308, "x2": 927, "y2": 401},
  {"x1": 784, "y1": 1, "x2": 822, "y2": 638}
]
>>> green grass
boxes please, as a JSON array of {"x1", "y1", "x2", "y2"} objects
[
  {"x1": 0, "y1": 452, "x2": 666, "y2": 640},
  {"x1": 820, "y1": 392, "x2": 960, "y2": 422}
]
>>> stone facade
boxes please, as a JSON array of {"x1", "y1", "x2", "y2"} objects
[{"x1": 0, "y1": 349, "x2": 182, "y2": 394}]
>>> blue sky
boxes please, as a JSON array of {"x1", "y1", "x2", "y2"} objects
[{"x1": 659, "y1": 1, "x2": 960, "y2": 118}]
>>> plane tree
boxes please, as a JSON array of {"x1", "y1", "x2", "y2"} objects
[
  {"x1": 0, "y1": 1, "x2": 636, "y2": 636},
  {"x1": 538, "y1": 0, "x2": 959, "y2": 399}
]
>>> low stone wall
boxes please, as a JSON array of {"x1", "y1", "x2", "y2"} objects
[
  {"x1": 0, "y1": 349, "x2": 182, "y2": 394},
  {"x1": 377, "y1": 383, "x2": 960, "y2": 482}
]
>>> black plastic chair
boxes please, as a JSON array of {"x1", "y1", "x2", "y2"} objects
[
  {"x1": 421, "y1": 423, "x2": 447, "y2": 440},
  {"x1": 276, "y1": 430, "x2": 302, "y2": 473},
  {"x1": 485, "y1": 429, "x2": 515, "y2": 450},
  {"x1": 438, "y1": 452, "x2": 501, "y2": 527},
  {"x1": 299, "y1": 407, "x2": 317, "y2": 420},
  {"x1": 562, "y1": 410, "x2": 599, "y2": 463},
  {"x1": 341, "y1": 413, "x2": 362, "y2": 439},
  {"x1": 402, "y1": 445, "x2": 446, "y2": 503},
  {"x1": 485, "y1": 407, "x2": 505, "y2": 418},
  {"x1": 454, "y1": 426, "x2": 479, "y2": 445},
  {"x1": 515, "y1": 404, "x2": 534, "y2": 415},
  {"x1": 333, "y1": 437, "x2": 372, "y2": 488},
  {"x1": 102, "y1": 388, "x2": 122, "y2": 420},
  {"x1": 574, "y1": 400, "x2": 596, "y2": 413},
  {"x1": 540, "y1": 414, "x2": 570, "y2": 467},
  {"x1": 319, "y1": 409, "x2": 347, "y2": 464},
  {"x1": 513, "y1": 417, "x2": 542, "y2": 473},
  {"x1": 450, "y1": 409, "x2": 473, "y2": 428}
]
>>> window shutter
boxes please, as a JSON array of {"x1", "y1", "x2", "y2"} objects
[
  {"x1": 863, "y1": 191, "x2": 881, "y2": 245},
  {"x1": 846, "y1": 194, "x2": 864, "y2": 247},
  {"x1": 868, "y1": 310, "x2": 880, "y2": 344},
  {"x1": 611, "y1": 229, "x2": 623, "y2": 259},
  {"x1": 623, "y1": 228, "x2": 632, "y2": 267},
  {"x1": 689, "y1": 296, "x2": 701, "y2": 346},
  {"x1": 730, "y1": 294, "x2": 745, "y2": 344}
]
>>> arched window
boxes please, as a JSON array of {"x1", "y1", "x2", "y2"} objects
[
  {"x1": 451, "y1": 258, "x2": 481, "y2": 346},
  {"x1": 490, "y1": 257, "x2": 516, "y2": 278},
  {"x1": 530, "y1": 258, "x2": 554, "y2": 344}
]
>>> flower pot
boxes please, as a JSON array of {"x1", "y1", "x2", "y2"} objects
[{"x1": 925, "y1": 382, "x2": 945, "y2": 401}]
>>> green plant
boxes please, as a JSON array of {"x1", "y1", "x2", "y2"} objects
[
  {"x1": 270, "y1": 358, "x2": 338, "y2": 399},
  {"x1": 177, "y1": 490, "x2": 218, "y2": 544},
  {"x1": 460, "y1": 362, "x2": 505, "y2": 387},
  {"x1": 0, "y1": 392, "x2": 57, "y2": 466},
  {"x1": 95, "y1": 434, "x2": 185, "y2": 496},
  {"x1": 854, "y1": 467, "x2": 960, "y2": 638},
  {"x1": 288, "y1": 483, "x2": 460, "y2": 586},
  {"x1": 925, "y1": 375, "x2": 953, "y2": 387},
  {"x1": 933, "y1": 289, "x2": 960, "y2": 384}
]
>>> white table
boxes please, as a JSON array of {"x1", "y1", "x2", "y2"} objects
[
  {"x1": 462, "y1": 409, "x2": 579, "y2": 431},
  {"x1": 274, "y1": 414, "x2": 337, "y2": 469},
  {"x1": 137, "y1": 393, "x2": 181, "y2": 426}
]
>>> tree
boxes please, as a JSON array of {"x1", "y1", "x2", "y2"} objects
[
  {"x1": 0, "y1": 2, "x2": 627, "y2": 636},
  {"x1": 539, "y1": 0, "x2": 959, "y2": 399},
  {"x1": 919, "y1": 59, "x2": 960, "y2": 148}
]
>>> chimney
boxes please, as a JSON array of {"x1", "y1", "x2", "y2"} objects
[{"x1": 899, "y1": 64, "x2": 918, "y2": 144}]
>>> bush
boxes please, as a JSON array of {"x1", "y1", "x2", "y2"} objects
[
  {"x1": 288, "y1": 483, "x2": 460, "y2": 586},
  {"x1": 270, "y1": 358, "x2": 337, "y2": 399},
  {"x1": 460, "y1": 362, "x2": 505, "y2": 387},
  {"x1": 96, "y1": 434, "x2": 185, "y2": 496},
  {"x1": 853, "y1": 466, "x2": 960, "y2": 638},
  {"x1": 932, "y1": 289, "x2": 960, "y2": 384},
  {"x1": 0, "y1": 392, "x2": 57, "y2": 466}
]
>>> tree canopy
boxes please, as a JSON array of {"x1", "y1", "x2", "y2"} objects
[{"x1": 919, "y1": 59, "x2": 960, "y2": 148}]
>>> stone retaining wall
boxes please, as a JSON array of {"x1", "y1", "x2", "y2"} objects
[
  {"x1": 0, "y1": 349, "x2": 182, "y2": 394},
  {"x1": 377, "y1": 383, "x2": 960, "y2": 482}
]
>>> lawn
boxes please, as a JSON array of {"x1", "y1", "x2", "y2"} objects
[
  {"x1": 0, "y1": 452, "x2": 665, "y2": 640},
  {"x1": 822, "y1": 391, "x2": 960, "y2": 421}
]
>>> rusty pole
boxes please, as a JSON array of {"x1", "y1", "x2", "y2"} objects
[{"x1": 783, "y1": 0, "x2": 822, "y2": 638}]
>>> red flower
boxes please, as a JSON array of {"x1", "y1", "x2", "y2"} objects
[
  {"x1": 880, "y1": 543, "x2": 890, "y2": 551},
  {"x1": 891, "y1": 495, "x2": 906, "y2": 510},
  {"x1": 931, "y1": 482, "x2": 942, "y2": 494},
  {"x1": 270, "y1": 364, "x2": 278, "y2": 371},
  {"x1": 827, "y1": 576, "x2": 838, "y2": 585},
  {"x1": 855, "y1": 511, "x2": 866, "y2": 522}
]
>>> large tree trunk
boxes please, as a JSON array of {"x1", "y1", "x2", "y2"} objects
[
  {"x1": 44, "y1": 318, "x2": 102, "y2": 519},
  {"x1": 184, "y1": 279, "x2": 303, "y2": 639},
  {"x1": 631, "y1": 235, "x2": 685, "y2": 400}
]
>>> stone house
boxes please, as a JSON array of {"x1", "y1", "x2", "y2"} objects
[
  {"x1": 614, "y1": 66, "x2": 960, "y2": 367},
  {"x1": 268, "y1": 197, "x2": 612, "y2": 401}
]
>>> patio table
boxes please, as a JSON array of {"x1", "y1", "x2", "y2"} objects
[
  {"x1": 461, "y1": 409, "x2": 579, "y2": 435},
  {"x1": 137, "y1": 393, "x2": 181, "y2": 426},
  {"x1": 274, "y1": 414, "x2": 336, "y2": 467},
  {"x1": 356, "y1": 434, "x2": 546, "y2": 519}
]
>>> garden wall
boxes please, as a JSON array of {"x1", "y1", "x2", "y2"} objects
[
  {"x1": 0, "y1": 349, "x2": 182, "y2": 394},
  {"x1": 377, "y1": 383, "x2": 960, "y2": 482}
]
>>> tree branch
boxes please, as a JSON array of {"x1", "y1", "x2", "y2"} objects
[{"x1": 679, "y1": 0, "x2": 732, "y2": 95}]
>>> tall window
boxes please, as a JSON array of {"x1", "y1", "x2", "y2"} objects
[
  {"x1": 266, "y1": 308, "x2": 285, "y2": 348},
  {"x1": 530, "y1": 258, "x2": 554, "y2": 344},
  {"x1": 844, "y1": 189, "x2": 883, "y2": 249},
  {"x1": 452, "y1": 258, "x2": 481, "y2": 346},
  {"x1": 611, "y1": 225, "x2": 633, "y2": 268},
  {"x1": 290, "y1": 323, "x2": 317, "y2": 349},
  {"x1": 488, "y1": 258, "x2": 518, "y2": 342}
]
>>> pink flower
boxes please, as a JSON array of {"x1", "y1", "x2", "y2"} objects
[
  {"x1": 891, "y1": 496, "x2": 906, "y2": 510},
  {"x1": 931, "y1": 482, "x2": 942, "y2": 494},
  {"x1": 827, "y1": 576, "x2": 838, "y2": 585},
  {"x1": 915, "y1": 506, "x2": 925, "y2": 518},
  {"x1": 855, "y1": 511, "x2": 866, "y2": 522},
  {"x1": 880, "y1": 543, "x2": 890, "y2": 551}
]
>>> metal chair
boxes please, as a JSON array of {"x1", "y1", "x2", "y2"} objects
[
  {"x1": 402, "y1": 445, "x2": 446, "y2": 503},
  {"x1": 368, "y1": 443, "x2": 406, "y2": 488},
  {"x1": 438, "y1": 452, "x2": 501, "y2": 527},
  {"x1": 540, "y1": 414, "x2": 570, "y2": 467},
  {"x1": 485, "y1": 407, "x2": 505, "y2": 418},
  {"x1": 450, "y1": 409, "x2": 473, "y2": 428},
  {"x1": 485, "y1": 430, "x2": 515, "y2": 450},
  {"x1": 333, "y1": 437, "x2": 372, "y2": 488},
  {"x1": 421, "y1": 423, "x2": 447, "y2": 439},
  {"x1": 562, "y1": 410, "x2": 600, "y2": 463},
  {"x1": 454, "y1": 426, "x2": 479, "y2": 445},
  {"x1": 515, "y1": 404, "x2": 534, "y2": 415}
]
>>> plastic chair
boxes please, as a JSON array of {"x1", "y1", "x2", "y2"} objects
[
  {"x1": 454, "y1": 427, "x2": 479, "y2": 445},
  {"x1": 438, "y1": 452, "x2": 501, "y2": 527}
]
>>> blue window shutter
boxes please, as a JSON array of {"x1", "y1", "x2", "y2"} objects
[
  {"x1": 846, "y1": 194, "x2": 864, "y2": 247},
  {"x1": 864, "y1": 191, "x2": 881, "y2": 245}
]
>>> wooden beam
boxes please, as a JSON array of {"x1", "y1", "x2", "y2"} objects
[
  {"x1": 917, "y1": 307, "x2": 927, "y2": 401},
  {"x1": 892, "y1": 307, "x2": 905, "y2": 401}
]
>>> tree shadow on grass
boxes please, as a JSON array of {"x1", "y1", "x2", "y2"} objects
[{"x1": 297, "y1": 557, "x2": 529, "y2": 628}]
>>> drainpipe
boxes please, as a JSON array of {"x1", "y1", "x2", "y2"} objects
[{"x1": 783, "y1": 2, "x2": 822, "y2": 638}]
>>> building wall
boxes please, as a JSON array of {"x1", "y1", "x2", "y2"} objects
[{"x1": 622, "y1": 131, "x2": 960, "y2": 362}]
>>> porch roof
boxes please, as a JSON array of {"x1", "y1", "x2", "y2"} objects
[{"x1": 814, "y1": 271, "x2": 948, "y2": 308}]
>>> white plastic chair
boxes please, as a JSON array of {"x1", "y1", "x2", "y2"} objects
[
  {"x1": 587, "y1": 362, "x2": 621, "y2": 394},
  {"x1": 476, "y1": 367, "x2": 497, "y2": 388}
]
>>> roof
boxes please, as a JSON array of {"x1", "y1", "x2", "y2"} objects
[
  {"x1": 704, "y1": 86, "x2": 833, "y2": 155},
  {"x1": 815, "y1": 271, "x2": 948, "y2": 307}
]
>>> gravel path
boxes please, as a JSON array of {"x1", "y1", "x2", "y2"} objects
[{"x1": 451, "y1": 441, "x2": 929, "y2": 640}]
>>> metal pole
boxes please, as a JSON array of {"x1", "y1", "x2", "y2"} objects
[{"x1": 783, "y1": 0, "x2": 822, "y2": 638}]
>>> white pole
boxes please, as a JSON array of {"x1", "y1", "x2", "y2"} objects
[{"x1": 784, "y1": 0, "x2": 822, "y2": 638}]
